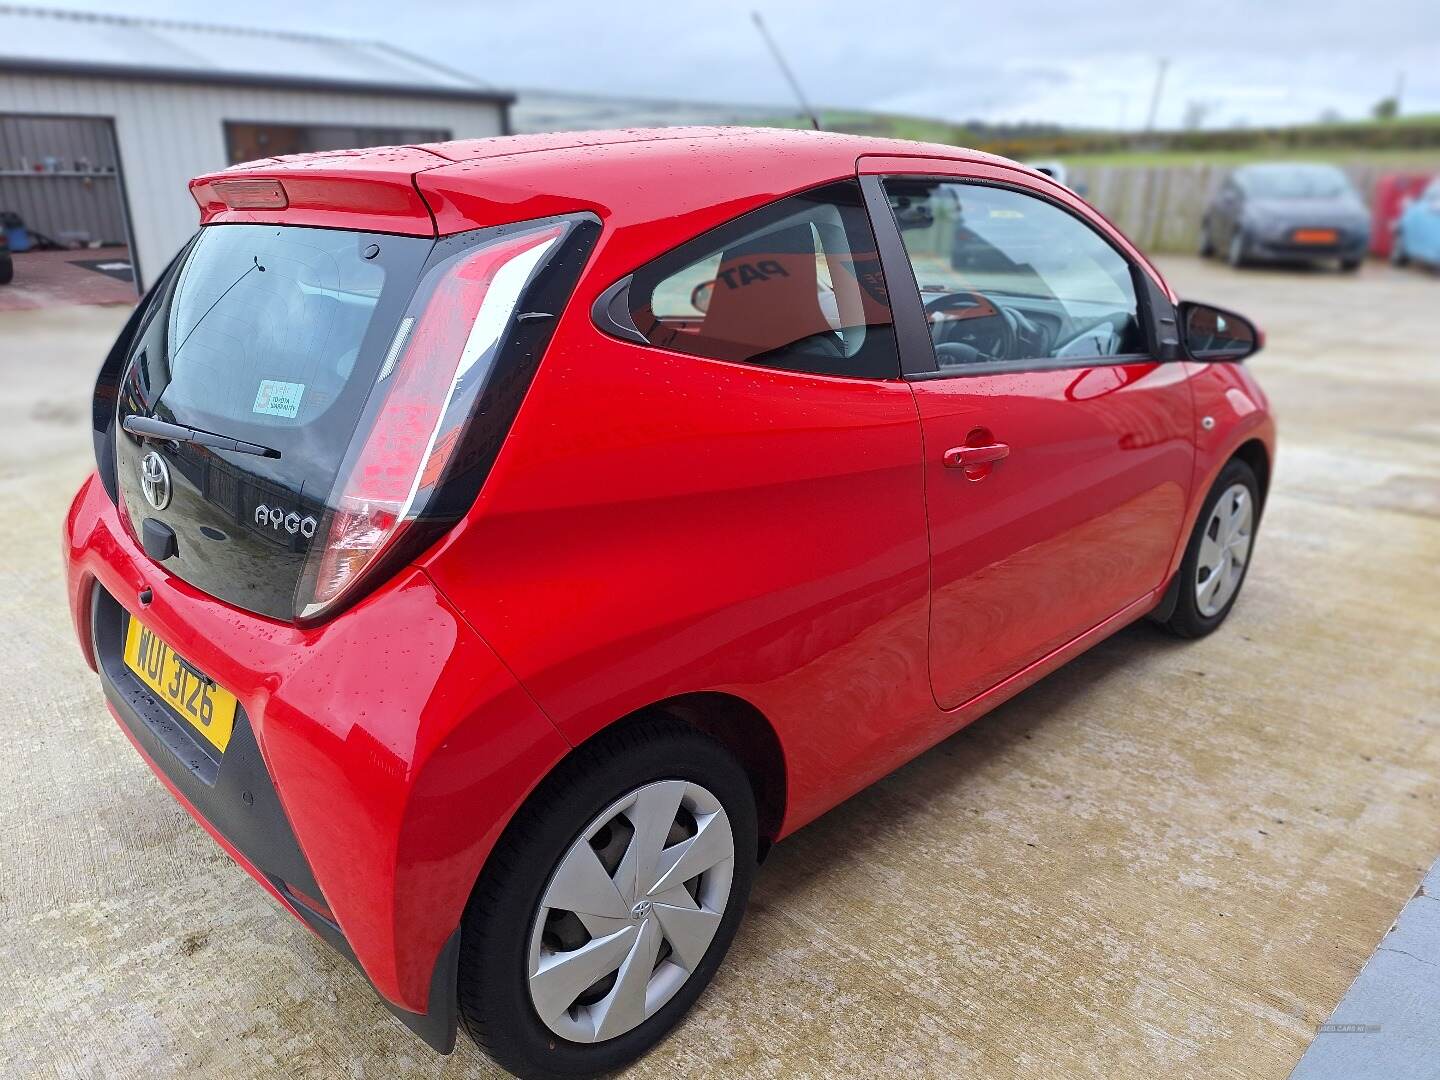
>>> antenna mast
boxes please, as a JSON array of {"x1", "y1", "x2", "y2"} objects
[{"x1": 751, "y1": 11, "x2": 821, "y2": 131}]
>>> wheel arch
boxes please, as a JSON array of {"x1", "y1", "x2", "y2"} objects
[
  {"x1": 621, "y1": 691, "x2": 788, "y2": 854},
  {"x1": 1232, "y1": 437, "x2": 1271, "y2": 514},
  {"x1": 1154, "y1": 433, "x2": 1272, "y2": 624}
]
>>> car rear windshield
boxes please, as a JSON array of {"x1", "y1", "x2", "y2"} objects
[
  {"x1": 152, "y1": 224, "x2": 430, "y2": 468},
  {"x1": 115, "y1": 224, "x2": 432, "y2": 620}
]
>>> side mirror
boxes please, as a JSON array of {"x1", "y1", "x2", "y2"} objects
[
  {"x1": 1179, "y1": 301, "x2": 1263, "y2": 363},
  {"x1": 690, "y1": 279, "x2": 714, "y2": 315}
]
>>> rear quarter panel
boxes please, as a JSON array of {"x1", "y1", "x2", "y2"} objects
[{"x1": 421, "y1": 322, "x2": 936, "y2": 835}]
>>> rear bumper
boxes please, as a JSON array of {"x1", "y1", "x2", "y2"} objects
[{"x1": 63, "y1": 472, "x2": 570, "y2": 1050}]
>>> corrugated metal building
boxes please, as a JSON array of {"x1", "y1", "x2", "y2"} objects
[{"x1": 0, "y1": 5, "x2": 512, "y2": 290}]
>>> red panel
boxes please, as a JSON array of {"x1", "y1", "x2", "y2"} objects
[
  {"x1": 1370, "y1": 173, "x2": 1433, "y2": 257},
  {"x1": 415, "y1": 129, "x2": 1011, "y2": 246},
  {"x1": 418, "y1": 323, "x2": 937, "y2": 834},
  {"x1": 63, "y1": 477, "x2": 569, "y2": 1011},
  {"x1": 912, "y1": 362, "x2": 1197, "y2": 709},
  {"x1": 1181, "y1": 359, "x2": 1277, "y2": 543},
  {"x1": 189, "y1": 146, "x2": 446, "y2": 235}
]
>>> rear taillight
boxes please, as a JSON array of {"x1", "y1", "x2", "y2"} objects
[{"x1": 297, "y1": 222, "x2": 566, "y2": 619}]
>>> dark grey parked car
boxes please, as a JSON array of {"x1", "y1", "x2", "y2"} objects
[{"x1": 1200, "y1": 163, "x2": 1369, "y2": 271}]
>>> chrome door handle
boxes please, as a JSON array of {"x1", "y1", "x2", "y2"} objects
[{"x1": 943, "y1": 442, "x2": 1010, "y2": 469}]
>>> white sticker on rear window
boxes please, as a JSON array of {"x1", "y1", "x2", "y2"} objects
[{"x1": 253, "y1": 380, "x2": 305, "y2": 419}]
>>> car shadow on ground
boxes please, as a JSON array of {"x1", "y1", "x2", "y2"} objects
[{"x1": 751, "y1": 619, "x2": 1191, "y2": 903}]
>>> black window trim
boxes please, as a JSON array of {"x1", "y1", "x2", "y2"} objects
[
  {"x1": 592, "y1": 178, "x2": 905, "y2": 381},
  {"x1": 858, "y1": 172, "x2": 1178, "y2": 382}
]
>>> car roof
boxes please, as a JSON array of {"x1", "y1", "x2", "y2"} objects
[
  {"x1": 415, "y1": 126, "x2": 1006, "y2": 167},
  {"x1": 196, "y1": 127, "x2": 1050, "y2": 251},
  {"x1": 237, "y1": 126, "x2": 1013, "y2": 175}
]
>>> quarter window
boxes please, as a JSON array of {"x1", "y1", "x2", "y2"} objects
[
  {"x1": 883, "y1": 179, "x2": 1145, "y2": 370},
  {"x1": 626, "y1": 181, "x2": 900, "y2": 378}
]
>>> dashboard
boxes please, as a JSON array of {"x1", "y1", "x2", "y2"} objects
[{"x1": 921, "y1": 288, "x2": 1142, "y2": 368}]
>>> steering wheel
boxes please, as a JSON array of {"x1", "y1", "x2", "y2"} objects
[{"x1": 923, "y1": 291, "x2": 1016, "y2": 365}]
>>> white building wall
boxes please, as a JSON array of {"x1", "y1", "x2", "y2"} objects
[{"x1": 0, "y1": 73, "x2": 506, "y2": 288}]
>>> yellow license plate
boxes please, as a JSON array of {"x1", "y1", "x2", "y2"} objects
[{"x1": 123, "y1": 617, "x2": 239, "y2": 753}]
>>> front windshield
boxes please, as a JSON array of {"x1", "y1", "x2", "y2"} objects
[{"x1": 1239, "y1": 166, "x2": 1354, "y2": 199}]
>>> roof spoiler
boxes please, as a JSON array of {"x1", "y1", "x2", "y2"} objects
[{"x1": 190, "y1": 146, "x2": 443, "y2": 236}]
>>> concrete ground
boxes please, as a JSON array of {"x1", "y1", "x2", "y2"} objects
[
  {"x1": 1, "y1": 256, "x2": 1437, "y2": 1079},
  {"x1": 1292, "y1": 859, "x2": 1440, "y2": 1079}
]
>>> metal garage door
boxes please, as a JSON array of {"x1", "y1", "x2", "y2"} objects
[{"x1": 0, "y1": 114, "x2": 132, "y2": 251}]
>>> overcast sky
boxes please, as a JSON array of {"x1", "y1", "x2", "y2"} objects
[{"x1": 21, "y1": 0, "x2": 1440, "y2": 128}]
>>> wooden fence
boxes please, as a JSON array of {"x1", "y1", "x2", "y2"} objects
[{"x1": 1067, "y1": 162, "x2": 1420, "y2": 254}]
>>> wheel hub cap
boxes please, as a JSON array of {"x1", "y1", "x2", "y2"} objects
[
  {"x1": 527, "y1": 779, "x2": 736, "y2": 1043},
  {"x1": 1195, "y1": 482, "x2": 1253, "y2": 617}
]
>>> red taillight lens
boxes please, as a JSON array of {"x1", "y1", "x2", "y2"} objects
[
  {"x1": 298, "y1": 224, "x2": 563, "y2": 619},
  {"x1": 206, "y1": 178, "x2": 288, "y2": 210}
]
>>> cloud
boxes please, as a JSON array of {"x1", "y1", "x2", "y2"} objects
[{"x1": 16, "y1": 0, "x2": 1440, "y2": 126}]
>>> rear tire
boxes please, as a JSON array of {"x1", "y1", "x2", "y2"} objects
[
  {"x1": 0, "y1": 256, "x2": 12, "y2": 285},
  {"x1": 1159, "y1": 458, "x2": 1260, "y2": 640},
  {"x1": 1339, "y1": 257, "x2": 1362, "y2": 273},
  {"x1": 1391, "y1": 239, "x2": 1409, "y2": 267},
  {"x1": 458, "y1": 718, "x2": 758, "y2": 1080},
  {"x1": 1198, "y1": 221, "x2": 1215, "y2": 258}
]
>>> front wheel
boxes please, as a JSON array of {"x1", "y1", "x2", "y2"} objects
[
  {"x1": 1159, "y1": 458, "x2": 1260, "y2": 639},
  {"x1": 458, "y1": 719, "x2": 758, "y2": 1079},
  {"x1": 1227, "y1": 230, "x2": 1249, "y2": 268}
]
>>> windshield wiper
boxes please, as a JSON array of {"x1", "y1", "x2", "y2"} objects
[{"x1": 122, "y1": 414, "x2": 280, "y2": 459}]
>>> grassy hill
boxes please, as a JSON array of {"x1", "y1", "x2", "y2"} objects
[{"x1": 763, "y1": 109, "x2": 1440, "y2": 165}]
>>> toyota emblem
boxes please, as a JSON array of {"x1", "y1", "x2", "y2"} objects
[{"x1": 139, "y1": 451, "x2": 171, "y2": 511}]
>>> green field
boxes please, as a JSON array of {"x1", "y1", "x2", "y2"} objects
[
  {"x1": 762, "y1": 109, "x2": 967, "y2": 145},
  {"x1": 759, "y1": 110, "x2": 1440, "y2": 168},
  {"x1": 1057, "y1": 146, "x2": 1440, "y2": 168}
]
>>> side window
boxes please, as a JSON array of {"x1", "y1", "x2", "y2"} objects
[
  {"x1": 627, "y1": 181, "x2": 900, "y2": 378},
  {"x1": 882, "y1": 178, "x2": 1145, "y2": 370}
]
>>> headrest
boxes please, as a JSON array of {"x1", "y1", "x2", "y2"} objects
[{"x1": 700, "y1": 222, "x2": 833, "y2": 361}]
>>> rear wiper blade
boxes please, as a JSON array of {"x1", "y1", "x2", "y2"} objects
[{"x1": 122, "y1": 414, "x2": 281, "y2": 459}]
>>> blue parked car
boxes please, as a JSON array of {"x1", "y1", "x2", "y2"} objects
[{"x1": 1393, "y1": 178, "x2": 1440, "y2": 270}]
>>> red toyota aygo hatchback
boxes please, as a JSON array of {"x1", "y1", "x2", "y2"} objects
[{"x1": 64, "y1": 128, "x2": 1273, "y2": 1078}]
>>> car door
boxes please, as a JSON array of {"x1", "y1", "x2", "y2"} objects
[{"x1": 858, "y1": 160, "x2": 1198, "y2": 711}]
